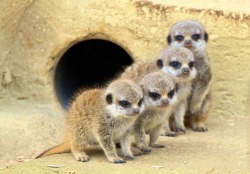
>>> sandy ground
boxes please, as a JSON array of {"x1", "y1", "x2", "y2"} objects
[{"x1": 0, "y1": 103, "x2": 249, "y2": 173}]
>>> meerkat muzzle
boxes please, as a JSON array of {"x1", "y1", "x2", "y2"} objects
[
  {"x1": 159, "y1": 99, "x2": 169, "y2": 108},
  {"x1": 182, "y1": 67, "x2": 190, "y2": 74},
  {"x1": 184, "y1": 40, "x2": 192, "y2": 48},
  {"x1": 133, "y1": 108, "x2": 140, "y2": 114}
]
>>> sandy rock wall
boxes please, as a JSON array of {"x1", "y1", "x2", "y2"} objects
[{"x1": 0, "y1": 0, "x2": 250, "y2": 118}]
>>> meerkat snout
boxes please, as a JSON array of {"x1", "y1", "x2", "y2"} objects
[
  {"x1": 133, "y1": 108, "x2": 140, "y2": 114},
  {"x1": 182, "y1": 67, "x2": 190, "y2": 74},
  {"x1": 184, "y1": 40, "x2": 192, "y2": 48},
  {"x1": 161, "y1": 98, "x2": 169, "y2": 107}
]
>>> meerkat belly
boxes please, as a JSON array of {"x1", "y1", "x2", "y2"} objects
[
  {"x1": 177, "y1": 83, "x2": 192, "y2": 102},
  {"x1": 143, "y1": 109, "x2": 169, "y2": 134},
  {"x1": 113, "y1": 117, "x2": 135, "y2": 142}
]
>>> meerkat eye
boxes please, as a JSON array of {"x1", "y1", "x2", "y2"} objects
[
  {"x1": 149, "y1": 92, "x2": 161, "y2": 100},
  {"x1": 170, "y1": 61, "x2": 181, "y2": 69},
  {"x1": 168, "y1": 89, "x2": 175, "y2": 99},
  {"x1": 119, "y1": 100, "x2": 131, "y2": 108},
  {"x1": 175, "y1": 35, "x2": 184, "y2": 42},
  {"x1": 192, "y1": 34, "x2": 201, "y2": 41},
  {"x1": 189, "y1": 61, "x2": 195, "y2": 68},
  {"x1": 138, "y1": 98, "x2": 143, "y2": 107}
]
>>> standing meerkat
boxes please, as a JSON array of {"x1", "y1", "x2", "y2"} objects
[
  {"x1": 167, "y1": 20, "x2": 212, "y2": 132},
  {"x1": 133, "y1": 71, "x2": 177, "y2": 152},
  {"x1": 157, "y1": 47, "x2": 197, "y2": 136},
  {"x1": 36, "y1": 79, "x2": 144, "y2": 164}
]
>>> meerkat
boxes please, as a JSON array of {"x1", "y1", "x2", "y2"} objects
[
  {"x1": 133, "y1": 71, "x2": 177, "y2": 152},
  {"x1": 167, "y1": 20, "x2": 212, "y2": 132},
  {"x1": 156, "y1": 47, "x2": 197, "y2": 136},
  {"x1": 36, "y1": 79, "x2": 144, "y2": 164}
]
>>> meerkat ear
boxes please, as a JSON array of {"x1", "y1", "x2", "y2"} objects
[
  {"x1": 156, "y1": 59, "x2": 163, "y2": 69},
  {"x1": 204, "y1": 32, "x2": 208, "y2": 42},
  {"x1": 106, "y1": 93, "x2": 113, "y2": 104},
  {"x1": 167, "y1": 35, "x2": 172, "y2": 44}
]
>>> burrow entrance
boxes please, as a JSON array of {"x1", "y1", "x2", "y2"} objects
[{"x1": 54, "y1": 39, "x2": 133, "y2": 108}]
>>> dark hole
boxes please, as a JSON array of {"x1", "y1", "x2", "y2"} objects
[{"x1": 54, "y1": 39, "x2": 133, "y2": 108}]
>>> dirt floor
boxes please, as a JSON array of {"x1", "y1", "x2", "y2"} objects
[{"x1": 0, "y1": 103, "x2": 249, "y2": 174}]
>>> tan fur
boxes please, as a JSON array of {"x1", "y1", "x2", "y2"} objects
[
  {"x1": 167, "y1": 20, "x2": 212, "y2": 132},
  {"x1": 157, "y1": 47, "x2": 197, "y2": 136},
  {"x1": 122, "y1": 69, "x2": 178, "y2": 152},
  {"x1": 133, "y1": 72, "x2": 177, "y2": 152},
  {"x1": 120, "y1": 61, "x2": 158, "y2": 82},
  {"x1": 36, "y1": 79, "x2": 144, "y2": 164}
]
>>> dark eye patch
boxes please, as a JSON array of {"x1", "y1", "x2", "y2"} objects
[
  {"x1": 149, "y1": 92, "x2": 161, "y2": 100},
  {"x1": 138, "y1": 98, "x2": 143, "y2": 107},
  {"x1": 189, "y1": 61, "x2": 195, "y2": 68},
  {"x1": 175, "y1": 35, "x2": 184, "y2": 42},
  {"x1": 170, "y1": 61, "x2": 181, "y2": 69},
  {"x1": 119, "y1": 101, "x2": 131, "y2": 108},
  {"x1": 168, "y1": 89, "x2": 175, "y2": 99},
  {"x1": 192, "y1": 34, "x2": 201, "y2": 41}
]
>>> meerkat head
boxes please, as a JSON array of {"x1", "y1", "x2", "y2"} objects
[
  {"x1": 140, "y1": 71, "x2": 177, "y2": 109},
  {"x1": 167, "y1": 20, "x2": 208, "y2": 53},
  {"x1": 156, "y1": 47, "x2": 197, "y2": 82},
  {"x1": 105, "y1": 79, "x2": 145, "y2": 117}
]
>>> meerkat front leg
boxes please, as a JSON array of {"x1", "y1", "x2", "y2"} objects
[
  {"x1": 119, "y1": 130, "x2": 134, "y2": 160},
  {"x1": 189, "y1": 66, "x2": 212, "y2": 114},
  {"x1": 149, "y1": 124, "x2": 164, "y2": 148},
  {"x1": 189, "y1": 68, "x2": 212, "y2": 132},
  {"x1": 98, "y1": 128, "x2": 125, "y2": 164},
  {"x1": 171, "y1": 101, "x2": 187, "y2": 133},
  {"x1": 133, "y1": 122, "x2": 152, "y2": 153}
]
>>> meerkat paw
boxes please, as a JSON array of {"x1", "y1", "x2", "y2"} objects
[
  {"x1": 122, "y1": 151, "x2": 135, "y2": 160},
  {"x1": 139, "y1": 146, "x2": 152, "y2": 153},
  {"x1": 161, "y1": 130, "x2": 177, "y2": 137},
  {"x1": 191, "y1": 122, "x2": 208, "y2": 132},
  {"x1": 72, "y1": 151, "x2": 90, "y2": 162},
  {"x1": 130, "y1": 146, "x2": 143, "y2": 156},
  {"x1": 172, "y1": 126, "x2": 186, "y2": 133},
  {"x1": 195, "y1": 125, "x2": 208, "y2": 132},
  {"x1": 123, "y1": 155, "x2": 135, "y2": 160},
  {"x1": 151, "y1": 144, "x2": 165, "y2": 148},
  {"x1": 109, "y1": 157, "x2": 126, "y2": 164}
]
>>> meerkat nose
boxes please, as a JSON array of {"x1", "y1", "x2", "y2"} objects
[
  {"x1": 161, "y1": 99, "x2": 169, "y2": 106},
  {"x1": 133, "y1": 108, "x2": 140, "y2": 114},
  {"x1": 182, "y1": 67, "x2": 190, "y2": 74},
  {"x1": 184, "y1": 40, "x2": 192, "y2": 48}
]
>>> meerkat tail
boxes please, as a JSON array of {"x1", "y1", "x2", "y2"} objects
[{"x1": 36, "y1": 141, "x2": 70, "y2": 158}]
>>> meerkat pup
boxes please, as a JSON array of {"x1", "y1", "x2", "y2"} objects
[
  {"x1": 167, "y1": 20, "x2": 212, "y2": 131},
  {"x1": 36, "y1": 79, "x2": 144, "y2": 164},
  {"x1": 133, "y1": 71, "x2": 177, "y2": 152},
  {"x1": 157, "y1": 47, "x2": 197, "y2": 136}
]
